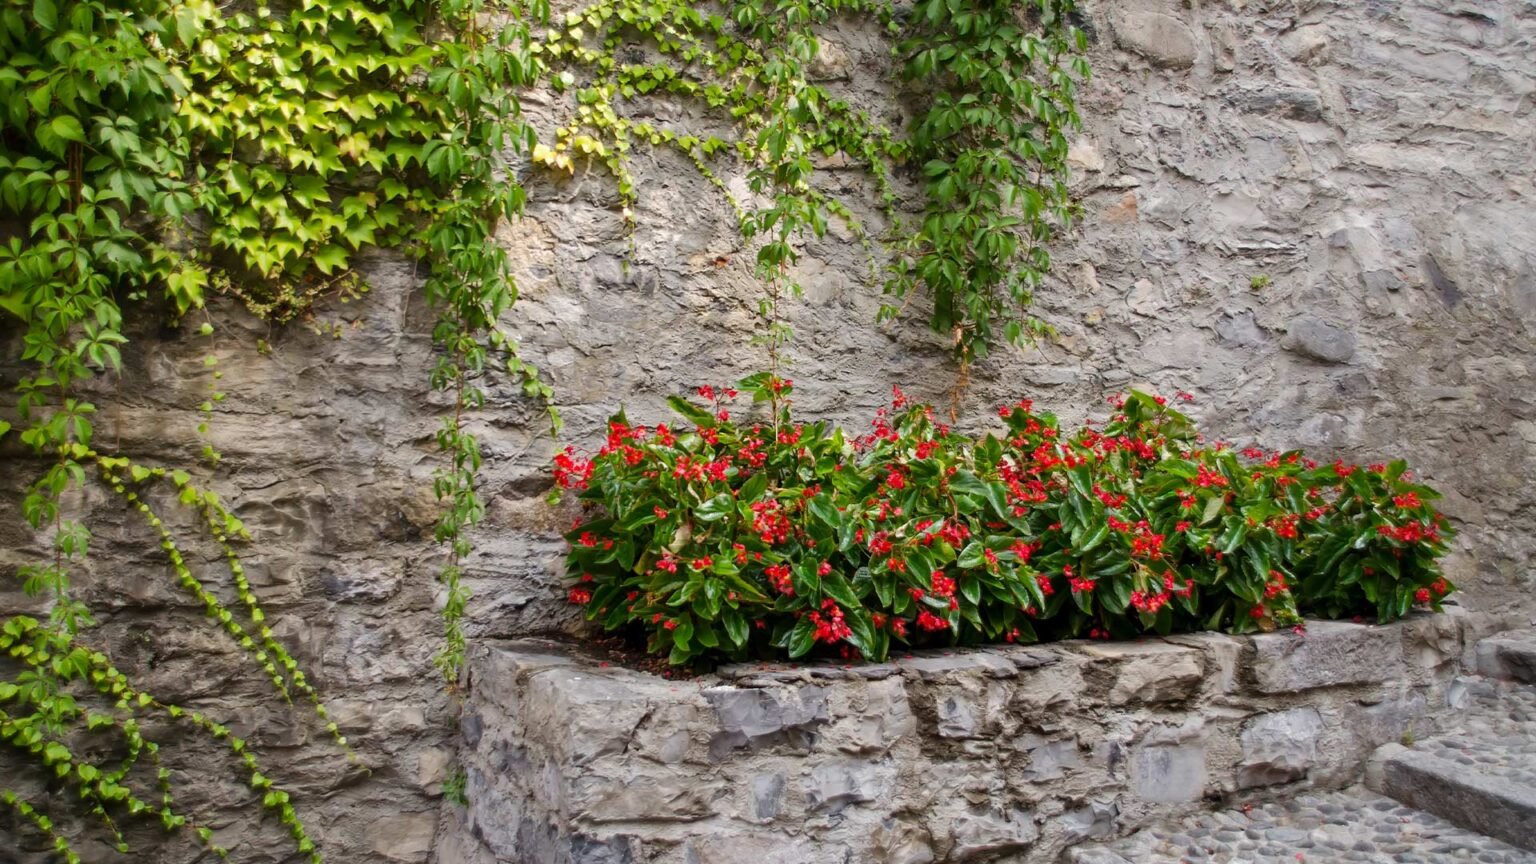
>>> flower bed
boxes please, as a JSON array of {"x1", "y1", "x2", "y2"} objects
[
  {"x1": 449, "y1": 611, "x2": 1520, "y2": 864},
  {"x1": 555, "y1": 377, "x2": 1453, "y2": 665}
]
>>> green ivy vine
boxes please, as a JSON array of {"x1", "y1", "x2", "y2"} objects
[
  {"x1": 0, "y1": 0, "x2": 1087, "y2": 857},
  {"x1": 531, "y1": 0, "x2": 1088, "y2": 362},
  {"x1": 0, "y1": 0, "x2": 551, "y2": 857}
]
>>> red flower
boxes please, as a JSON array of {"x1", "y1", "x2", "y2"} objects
[
  {"x1": 930, "y1": 572, "x2": 957, "y2": 598},
  {"x1": 809, "y1": 599, "x2": 852, "y2": 643},
  {"x1": 552, "y1": 447, "x2": 594, "y2": 489},
  {"x1": 568, "y1": 588, "x2": 592, "y2": 605},
  {"x1": 766, "y1": 564, "x2": 794, "y2": 595},
  {"x1": 916, "y1": 610, "x2": 948, "y2": 632}
]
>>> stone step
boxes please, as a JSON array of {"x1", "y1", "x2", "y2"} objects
[
  {"x1": 1367, "y1": 676, "x2": 1536, "y2": 852},
  {"x1": 1066, "y1": 788, "x2": 1536, "y2": 864},
  {"x1": 1476, "y1": 629, "x2": 1536, "y2": 684}
]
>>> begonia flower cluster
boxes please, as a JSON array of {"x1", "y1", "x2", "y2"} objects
[{"x1": 556, "y1": 376, "x2": 1455, "y2": 665}]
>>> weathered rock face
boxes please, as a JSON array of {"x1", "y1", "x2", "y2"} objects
[
  {"x1": 2, "y1": 0, "x2": 1534, "y2": 861},
  {"x1": 449, "y1": 613, "x2": 1504, "y2": 864}
]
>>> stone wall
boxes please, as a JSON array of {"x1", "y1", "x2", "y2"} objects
[
  {"x1": 448, "y1": 611, "x2": 1520, "y2": 864},
  {"x1": 2, "y1": 0, "x2": 1535, "y2": 862}
]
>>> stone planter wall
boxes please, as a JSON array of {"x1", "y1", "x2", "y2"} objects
[{"x1": 445, "y1": 610, "x2": 1523, "y2": 864}]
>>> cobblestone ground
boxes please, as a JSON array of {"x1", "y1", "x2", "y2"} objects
[
  {"x1": 1424, "y1": 678, "x2": 1536, "y2": 791},
  {"x1": 1069, "y1": 789, "x2": 1536, "y2": 864}
]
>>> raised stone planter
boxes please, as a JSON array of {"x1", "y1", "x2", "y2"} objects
[{"x1": 444, "y1": 610, "x2": 1516, "y2": 864}]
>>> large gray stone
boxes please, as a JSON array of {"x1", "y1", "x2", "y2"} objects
[
  {"x1": 1082, "y1": 641, "x2": 1205, "y2": 704},
  {"x1": 571, "y1": 770, "x2": 726, "y2": 822},
  {"x1": 1378, "y1": 748, "x2": 1536, "y2": 851},
  {"x1": 1131, "y1": 742, "x2": 1206, "y2": 803},
  {"x1": 1249, "y1": 620, "x2": 1403, "y2": 693},
  {"x1": 1014, "y1": 733, "x2": 1084, "y2": 781},
  {"x1": 870, "y1": 816, "x2": 936, "y2": 864},
  {"x1": 524, "y1": 669, "x2": 659, "y2": 766},
  {"x1": 947, "y1": 809, "x2": 1039, "y2": 861},
  {"x1": 750, "y1": 773, "x2": 785, "y2": 822},
  {"x1": 805, "y1": 759, "x2": 884, "y2": 814},
  {"x1": 1475, "y1": 630, "x2": 1536, "y2": 683},
  {"x1": 821, "y1": 676, "x2": 915, "y2": 754},
  {"x1": 1062, "y1": 798, "x2": 1119, "y2": 841},
  {"x1": 935, "y1": 690, "x2": 980, "y2": 738},
  {"x1": 1399, "y1": 612, "x2": 1464, "y2": 670},
  {"x1": 1222, "y1": 84, "x2": 1326, "y2": 122},
  {"x1": 1237, "y1": 707, "x2": 1324, "y2": 788},
  {"x1": 1284, "y1": 315, "x2": 1357, "y2": 363},
  {"x1": 1111, "y1": 11, "x2": 1198, "y2": 69},
  {"x1": 1165, "y1": 632, "x2": 1245, "y2": 694},
  {"x1": 897, "y1": 650, "x2": 1018, "y2": 681},
  {"x1": 704, "y1": 685, "x2": 829, "y2": 749},
  {"x1": 366, "y1": 811, "x2": 437, "y2": 863}
]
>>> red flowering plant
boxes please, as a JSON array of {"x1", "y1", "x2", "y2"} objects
[{"x1": 554, "y1": 379, "x2": 1455, "y2": 665}]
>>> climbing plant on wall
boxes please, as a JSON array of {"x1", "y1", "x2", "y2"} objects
[
  {"x1": 0, "y1": 0, "x2": 1088, "y2": 856},
  {"x1": 531, "y1": 0, "x2": 1088, "y2": 363},
  {"x1": 0, "y1": 0, "x2": 551, "y2": 858}
]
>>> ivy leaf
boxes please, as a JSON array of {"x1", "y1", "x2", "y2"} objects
[
  {"x1": 312, "y1": 245, "x2": 349, "y2": 275},
  {"x1": 32, "y1": 0, "x2": 56, "y2": 31},
  {"x1": 49, "y1": 116, "x2": 85, "y2": 143}
]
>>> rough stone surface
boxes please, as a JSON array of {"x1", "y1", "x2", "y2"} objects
[
  {"x1": 1379, "y1": 749, "x2": 1536, "y2": 852},
  {"x1": 1249, "y1": 620, "x2": 1403, "y2": 693},
  {"x1": 1477, "y1": 630, "x2": 1536, "y2": 683},
  {"x1": 1111, "y1": 10, "x2": 1199, "y2": 69},
  {"x1": 1284, "y1": 315, "x2": 1358, "y2": 363},
  {"x1": 1370, "y1": 675, "x2": 1536, "y2": 851},
  {"x1": 1084, "y1": 641, "x2": 1205, "y2": 704},
  {"x1": 1070, "y1": 788, "x2": 1536, "y2": 864},
  {"x1": 456, "y1": 619, "x2": 1483, "y2": 863},
  {"x1": 1237, "y1": 707, "x2": 1325, "y2": 789},
  {"x1": 4, "y1": 0, "x2": 1536, "y2": 859}
]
